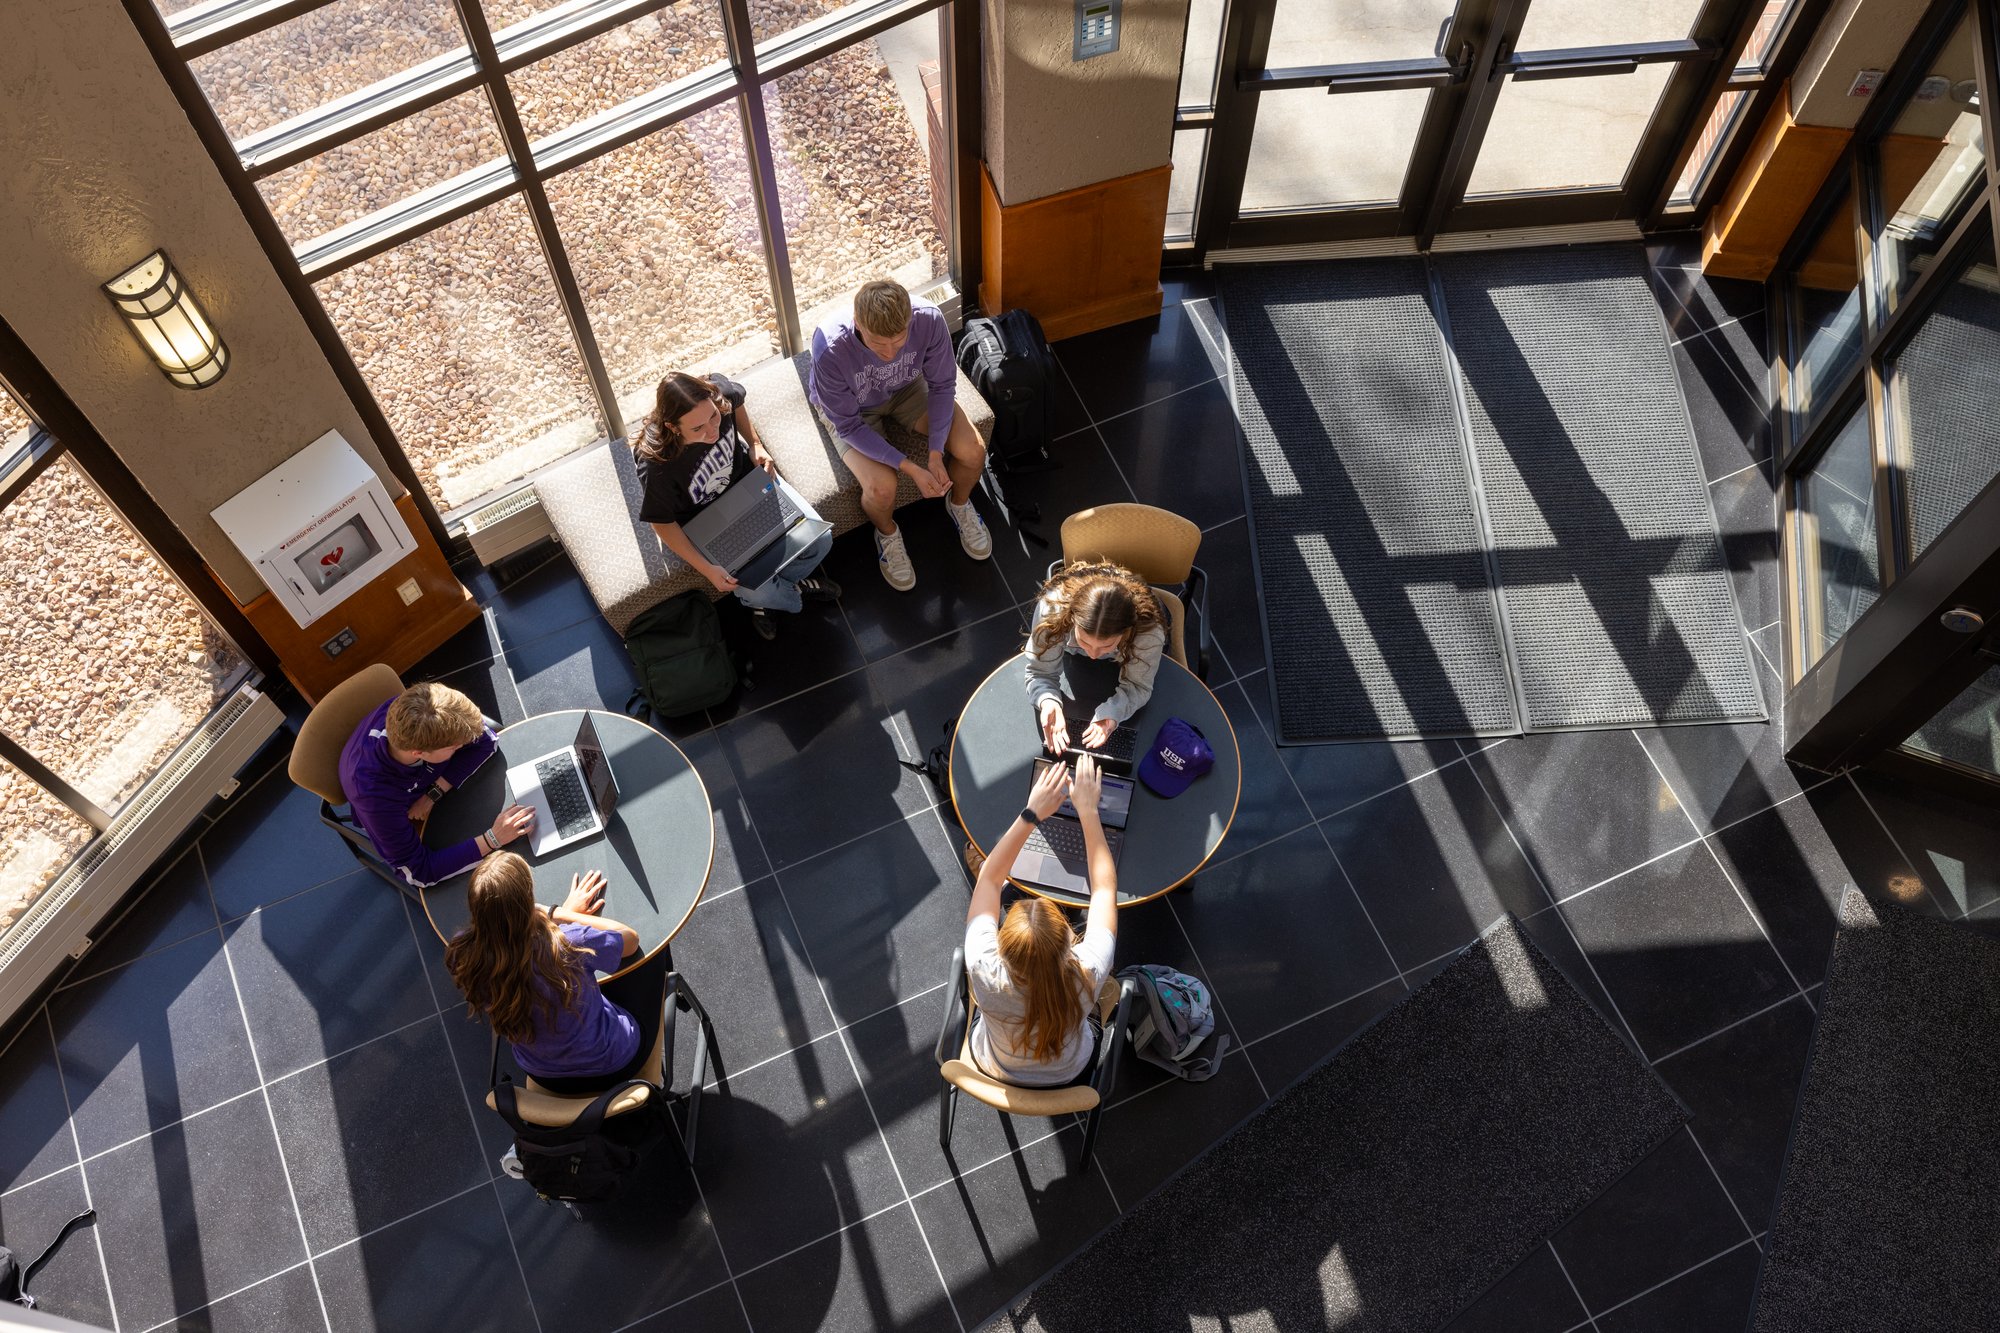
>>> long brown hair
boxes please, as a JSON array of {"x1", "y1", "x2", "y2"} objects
[
  {"x1": 1029, "y1": 560, "x2": 1162, "y2": 664},
  {"x1": 444, "y1": 852, "x2": 586, "y2": 1044},
  {"x1": 996, "y1": 898, "x2": 1090, "y2": 1063},
  {"x1": 636, "y1": 371, "x2": 724, "y2": 461}
]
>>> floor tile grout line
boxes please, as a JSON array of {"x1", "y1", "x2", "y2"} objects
[
  {"x1": 1708, "y1": 459, "x2": 1761, "y2": 486},
  {"x1": 62, "y1": 1085, "x2": 270, "y2": 1174},
  {"x1": 735, "y1": 798, "x2": 966, "y2": 1333},
  {"x1": 1582, "y1": 1233, "x2": 1765, "y2": 1323},
  {"x1": 662, "y1": 1111, "x2": 759, "y2": 1333},
  {"x1": 1056, "y1": 350, "x2": 1222, "y2": 439},
  {"x1": 689, "y1": 982, "x2": 952, "y2": 1094},
  {"x1": 304, "y1": 1176, "x2": 492, "y2": 1262},
  {"x1": 1683, "y1": 1122, "x2": 1762, "y2": 1251},
  {"x1": 1458, "y1": 760, "x2": 1650, "y2": 1059},
  {"x1": 1164, "y1": 893, "x2": 1270, "y2": 1102},
  {"x1": 1544, "y1": 1240, "x2": 1602, "y2": 1332},
  {"x1": 1227, "y1": 974, "x2": 1402, "y2": 1056},
  {"x1": 45, "y1": 1007, "x2": 120, "y2": 1333},
  {"x1": 1632, "y1": 730, "x2": 1812, "y2": 1001},
  {"x1": 1646, "y1": 983, "x2": 1819, "y2": 1067},
  {"x1": 394, "y1": 890, "x2": 548, "y2": 1333},
  {"x1": 1842, "y1": 771, "x2": 1959, "y2": 919},
  {"x1": 206, "y1": 873, "x2": 337, "y2": 1333},
  {"x1": 129, "y1": 1258, "x2": 320, "y2": 1333},
  {"x1": 600, "y1": 1272, "x2": 743, "y2": 1333}
]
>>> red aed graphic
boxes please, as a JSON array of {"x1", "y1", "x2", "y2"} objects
[{"x1": 320, "y1": 546, "x2": 345, "y2": 567}]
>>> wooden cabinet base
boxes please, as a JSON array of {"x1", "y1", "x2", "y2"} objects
[
  {"x1": 979, "y1": 161, "x2": 1168, "y2": 342},
  {"x1": 220, "y1": 494, "x2": 482, "y2": 703}
]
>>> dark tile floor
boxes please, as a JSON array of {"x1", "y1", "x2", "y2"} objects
[{"x1": 3, "y1": 242, "x2": 1995, "y2": 1333}]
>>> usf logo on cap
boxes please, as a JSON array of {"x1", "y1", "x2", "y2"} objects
[{"x1": 1138, "y1": 717, "x2": 1215, "y2": 798}]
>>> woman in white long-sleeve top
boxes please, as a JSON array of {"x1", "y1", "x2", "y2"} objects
[{"x1": 1024, "y1": 560, "x2": 1167, "y2": 756}]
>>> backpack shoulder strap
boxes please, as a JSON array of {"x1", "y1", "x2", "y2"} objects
[{"x1": 13, "y1": 1209, "x2": 95, "y2": 1308}]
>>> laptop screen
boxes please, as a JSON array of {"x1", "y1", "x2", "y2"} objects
[
  {"x1": 573, "y1": 713, "x2": 619, "y2": 817},
  {"x1": 1033, "y1": 758, "x2": 1133, "y2": 830}
]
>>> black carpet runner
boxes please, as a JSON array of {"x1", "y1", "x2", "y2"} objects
[
  {"x1": 1223, "y1": 244, "x2": 1765, "y2": 743},
  {"x1": 1750, "y1": 889, "x2": 2000, "y2": 1331},
  {"x1": 982, "y1": 918, "x2": 1685, "y2": 1333}
]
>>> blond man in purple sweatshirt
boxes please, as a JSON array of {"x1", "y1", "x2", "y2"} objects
[{"x1": 809, "y1": 280, "x2": 990, "y2": 591}]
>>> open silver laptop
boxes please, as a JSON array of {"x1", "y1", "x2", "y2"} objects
[
  {"x1": 682, "y1": 473, "x2": 834, "y2": 592},
  {"x1": 505, "y1": 714, "x2": 620, "y2": 856},
  {"x1": 1009, "y1": 758, "x2": 1132, "y2": 894}
]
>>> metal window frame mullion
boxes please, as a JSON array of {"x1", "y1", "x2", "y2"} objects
[
  {"x1": 0, "y1": 731, "x2": 112, "y2": 832},
  {"x1": 119, "y1": 0, "x2": 455, "y2": 553},
  {"x1": 1194, "y1": 0, "x2": 1272, "y2": 255},
  {"x1": 1639, "y1": 0, "x2": 1766, "y2": 225},
  {"x1": 721, "y1": 0, "x2": 802, "y2": 356},
  {"x1": 449, "y1": 0, "x2": 627, "y2": 443},
  {"x1": 946, "y1": 0, "x2": 982, "y2": 303}
]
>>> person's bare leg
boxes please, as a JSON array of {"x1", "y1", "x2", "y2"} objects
[
  {"x1": 839, "y1": 448, "x2": 899, "y2": 536},
  {"x1": 942, "y1": 405, "x2": 985, "y2": 506}
]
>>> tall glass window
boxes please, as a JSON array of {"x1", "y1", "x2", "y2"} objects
[
  {"x1": 1872, "y1": 7, "x2": 1985, "y2": 312},
  {"x1": 1883, "y1": 230, "x2": 2000, "y2": 557},
  {"x1": 0, "y1": 405, "x2": 253, "y2": 925},
  {"x1": 150, "y1": 0, "x2": 960, "y2": 518},
  {"x1": 1793, "y1": 407, "x2": 1881, "y2": 668},
  {"x1": 1785, "y1": 183, "x2": 1863, "y2": 435}
]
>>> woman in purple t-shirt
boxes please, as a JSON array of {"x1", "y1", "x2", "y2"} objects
[{"x1": 444, "y1": 852, "x2": 668, "y2": 1094}]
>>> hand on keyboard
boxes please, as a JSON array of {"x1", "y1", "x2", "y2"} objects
[{"x1": 491, "y1": 804, "x2": 536, "y2": 848}]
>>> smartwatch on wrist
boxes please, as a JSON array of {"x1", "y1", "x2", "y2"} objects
[
  {"x1": 1020, "y1": 807, "x2": 1040, "y2": 827},
  {"x1": 424, "y1": 781, "x2": 447, "y2": 803}
]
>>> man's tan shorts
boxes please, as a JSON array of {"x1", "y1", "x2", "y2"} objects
[{"x1": 820, "y1": 377, "x2": 930, "y2": 462}]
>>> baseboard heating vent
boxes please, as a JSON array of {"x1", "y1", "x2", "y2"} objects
[
  {"x1": 463, "y1": 485, "x2": 554, "y2": 566},
  {"x1": 1207, "y1": 220, "x2": 1643, "y2": 268},
  {"x1": 0, "y1": 684, "x2": 285, "y2": 1025}
]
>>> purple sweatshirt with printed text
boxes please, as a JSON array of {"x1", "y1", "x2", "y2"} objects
[
  {"x1": 807, "y1": 298, "x2": 956, "y2": 468},
  {"x1": 337, "y1": 698, "x2": 497, "y2": 888}
]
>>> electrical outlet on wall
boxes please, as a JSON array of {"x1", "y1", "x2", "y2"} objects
[
  {"x1": 397, "y1": 578, "x2": 422, "y2": 606},
  {"x1": 322, "y1": 627, "x2": 357, "y2": 658}
]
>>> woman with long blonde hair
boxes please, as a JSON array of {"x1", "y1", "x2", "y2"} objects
[
  {"x1": 963, "y1": 756, "x2": 1119, "y2": 1085},
  {"x1": 1025, "y1": 561, "x2": 1167, "y2": 754},
  {"x1": 444, "y1": 852, "x2": 665, "y2": 1093}
]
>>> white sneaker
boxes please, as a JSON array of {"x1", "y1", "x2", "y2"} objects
[
  {"x1": 947, "y1": 498, "x2": 992, "y2": 560},
  {"x1": 876, "y1": 526, "x2": 916, "y2": 591}
]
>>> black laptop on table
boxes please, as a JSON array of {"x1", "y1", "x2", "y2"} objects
[
  {"x1": 1037, "y1": 655, "x2": 1143, "y2": 774},
  {"x1": 1009, "y1": 758, "x2": 1133, "y2": 894}
]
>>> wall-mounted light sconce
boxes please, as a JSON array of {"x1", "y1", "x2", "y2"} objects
[{"x1": 102, "y1": 250, "x2": 228, "y2": 389}]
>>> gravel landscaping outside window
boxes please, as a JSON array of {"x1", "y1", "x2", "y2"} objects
[
  {"x1": 191, "y1": 0, "x2": 949, "y2": 510},
  {"x1": 0, "y1": 457, "x2": 248, "y2": 930}
]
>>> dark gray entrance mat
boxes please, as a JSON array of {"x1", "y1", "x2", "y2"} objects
[
  {"x1": 1751, "y1": 889, "x2": 2000, "y2": 1332},
  {"x1": 982, "y1": 917, "x2": 1685, "y2": 1333},
  {"x1": 1437, "y1": 246, "x2": 1765, "y2": 730},
  {"x1": 1222, "y1": 259, "x2": 1518, "y2": 742}
]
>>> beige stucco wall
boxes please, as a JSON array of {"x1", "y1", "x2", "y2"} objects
[
  {"x1": 0, "y1": 0, "x2": 402, "y2": 604},
  {"x1": 1791, "y1": 0, "x2": 1932, "y2": 129},
  {"x1": 983, "y1": 0, "x2": 1191, "y2": 204}
]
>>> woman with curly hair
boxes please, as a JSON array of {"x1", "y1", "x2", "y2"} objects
[
  {"x1": 635, "y1": 369, "x2": 839, "y2": 641},
  {"x1": 963, "y1": 757, "x2": 1118, "y2": 1085},
  {"x1": 1024, "y1": 560, "x2": 1168, "y2": 754},
  {"x1": 443, "y1": 852, "x2": 665, "y2": 1094}
]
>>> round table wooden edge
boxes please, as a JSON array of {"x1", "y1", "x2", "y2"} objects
[
  {"x1": 948, "y1": 654, "x2": 1242, "y2": 907},
  {"x1": 418, "y1": 707, "x2": 716, "y2": 981}
]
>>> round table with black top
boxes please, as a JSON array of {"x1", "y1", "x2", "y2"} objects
[
  {"x1": 949, "y1": 654, "x2": 1240, "y2": 906},
  {"x1": 420, "y1": 708, "x2": 713, "y2": 977}
]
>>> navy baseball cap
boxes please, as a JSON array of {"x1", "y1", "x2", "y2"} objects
[{"x1": 1138, "y1": 718, "x2": 1215, "y2": 798}]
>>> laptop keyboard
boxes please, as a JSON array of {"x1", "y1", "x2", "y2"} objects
[
  {"x1": 1025, "y1": 818, "x2": 1087, "y2": 868},
  {"x1": 535, "y1": 755, "x2": 596, "y2": 840},
  {"x1": 705, "y1": 484, "x2": 801, "y2": 571}
]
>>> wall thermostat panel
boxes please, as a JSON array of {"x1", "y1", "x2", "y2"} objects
[{"x1": 1074, "y1": 0, "x2": 1121, "y2": 60}]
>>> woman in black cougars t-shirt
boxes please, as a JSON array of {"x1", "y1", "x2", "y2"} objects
[{"x1": 633, "y1": 370, "x2": 839, "y2": 639}]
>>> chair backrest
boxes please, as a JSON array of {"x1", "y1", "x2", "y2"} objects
[
  {"x1": 1153, "y1": 586, "x2": 1188, "y2": 670},
  {"x1": 483, "y1": 991, "x2": 671, "y2": 1127},
  {"x1": 936, "y1": 955, "x2": 1116, "y2": 1116},
  {"x1": 1059, "y1": 504, "x2": 1202, "y2": 585},
  {"x1": 288, "y1": 663, "x2": 406, "y2": 806}
]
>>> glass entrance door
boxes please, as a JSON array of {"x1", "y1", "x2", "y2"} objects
[{"x1": 1194, "y1": 0, "x2": 1755, "y2": 252}]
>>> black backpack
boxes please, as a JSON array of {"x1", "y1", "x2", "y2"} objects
[
  {"x1": 957, "y1": 310, "x2": 1056, "y2": 473},
  {"x1": 623, "y1": 589, "x2": 738, "y2": 720},
  {"x1": 490, "y1": 1070, "x2": 666, "y2": 1209},
  {"x1": 1, "y1": 1209, "x2": 95, "y2": 1309}
]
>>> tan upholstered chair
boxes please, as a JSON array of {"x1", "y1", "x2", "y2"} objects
[
  {"x1": 288, "y1": 664, "x2": 412, "y2": 897},
  {"x1": 935, "y1": 947, "x2": 1141, "y2": 1173},
  {"x1": 1054, "y1": 503, "x2": 1211, "y2": 678},
  {"x1": 486, "y1": 973, "x2": 720, "y2": 1187}
]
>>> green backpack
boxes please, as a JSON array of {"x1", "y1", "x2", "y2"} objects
[{"x1": 622, "y1": 590, "x2": 738, "y2": 719}]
